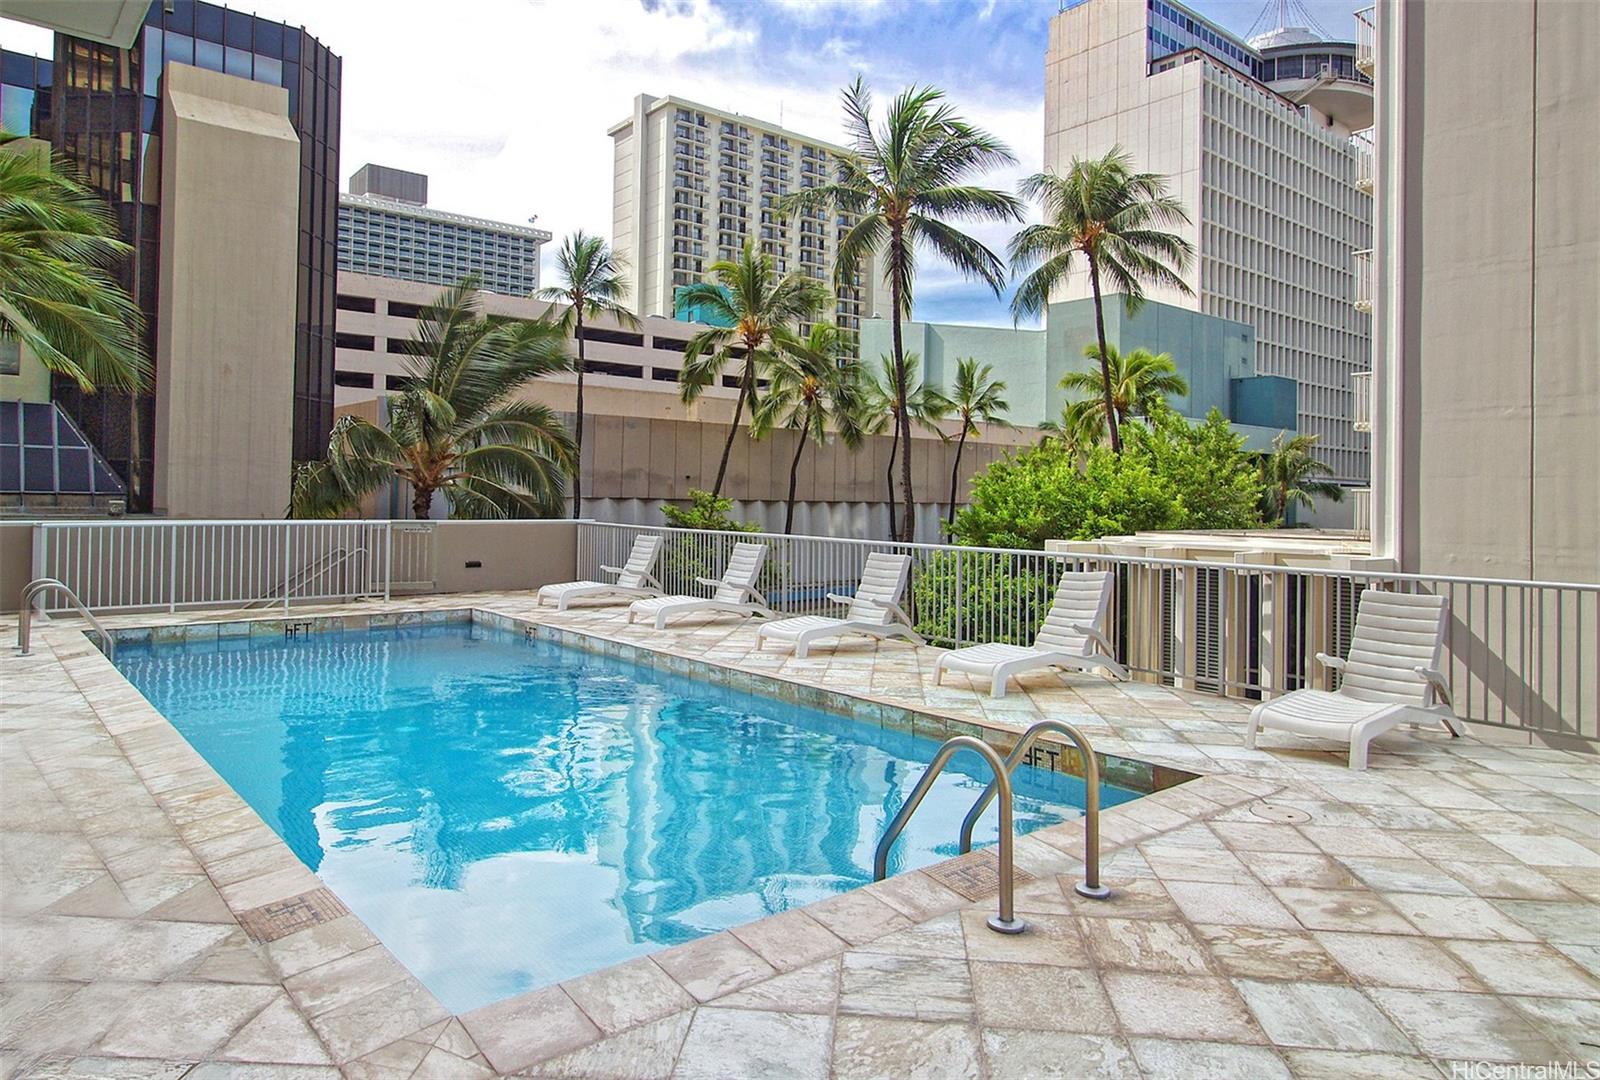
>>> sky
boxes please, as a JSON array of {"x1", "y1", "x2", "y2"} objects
[{"x1": 1, "y1": 0, "x2": 1359, "y2": 326}]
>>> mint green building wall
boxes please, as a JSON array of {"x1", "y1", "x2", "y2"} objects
[{"x1": 860, "y1": 296, "x2": 1294, "y2": 451}]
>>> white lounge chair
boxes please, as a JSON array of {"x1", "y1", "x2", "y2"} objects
[
  {"x1": 754, "y1": 552, "x2": 924, "y2": 658},
  {"x1": 628, "y1": 542, "x2": 774, "y2": 629},
  {"x1": 1244, "y1": 589, "x2": 1463, "y2": 770},
  {"x1": 537, "y1": 534, "x2": 663, "y2": 611},
  {"x1": 935, "y1": 570, "x2": 1128, "y2": 697}
]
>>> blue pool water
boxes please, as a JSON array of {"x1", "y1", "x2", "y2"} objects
[{"x1": 116, "y1": 621, "x2": 1140, "y2": 1012}]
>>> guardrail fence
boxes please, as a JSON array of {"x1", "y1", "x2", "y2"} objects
[
  {"x1": 579, "y1": 521, "x2": 1598, "y2": 745},
  {"x1": 31, "y1": 520, "x2": 392, "y2": 613}
]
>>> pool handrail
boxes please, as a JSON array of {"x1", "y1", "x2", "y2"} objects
[
  {"x1": 958, "y1": 720, "x2": 1110, "y2": 900},
  {"x1": 873, "y1": 734, "x2": 1025, "y2": 935},
  {"x1": 17, "y1": 578, "x2": 115, "y2": 661}
]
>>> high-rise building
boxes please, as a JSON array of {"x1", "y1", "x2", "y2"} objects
[
  {"x1": 608, "y1": 94, "x2": 878, "y2": 350},
  {"x1": 1362, "y1": 0, "x2": 1598, "y2": 583},
  {"x1": 337, "y1": 165, "x2": 550, "y2": 297},
  {"x1": 1045, "y1": 0, "x2": 1373, "y2": 486},
  {"x1": 1, "y1": 0, "x2": 340, "y2": 516}
]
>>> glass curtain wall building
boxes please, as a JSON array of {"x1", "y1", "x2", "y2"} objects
[{"x1": 2, "y1": 1, "x2": 340, "y2": 505}]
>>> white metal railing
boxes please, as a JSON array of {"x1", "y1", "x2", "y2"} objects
[
  {"x1": 30, "y1": 520, "x2": 393, "y2": 613},
  {"x1": 1351, "y1": 488, "x2": 1372, "y2": 535},
  {"x1": 1352, "y1": 248, "x2": 1374, "y2": 312},
  {"x1": 1351, "y1": 127, "x2": 1374, "y2": 192},
  {"x1": 1355, "y1": 6, "x2": 1376, "y2": 75},
  {"x1": 578, "y1": 522, "x2": 1600, "y2": 744},
  {"x1": 1351, "y1": 370, "x2": 1372, "y2": 433}
]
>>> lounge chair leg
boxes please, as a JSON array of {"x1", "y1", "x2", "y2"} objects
[
  {"x1": 990, "y1": 673, "x2": 1008, "y2": 699},
  {"x1": 1244, "y1": 705, "x2": 1263, "y2": 749},
  {"x1": 795, "y1": 640, "x2": 809, "y2": 659},
  {"x1": 1349, "y1": 737, "x2": 1370, "y2": 771},
  {"x1": 934, "y1": 665, "x2": 945, "y2": 686}
]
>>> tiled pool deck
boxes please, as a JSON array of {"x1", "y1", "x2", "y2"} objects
[{"x1": 2, "y1": 592, "x2": 1597, "y2": 1079}]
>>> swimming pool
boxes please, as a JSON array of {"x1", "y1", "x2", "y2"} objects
[{"x1": 116, "y1": 618, "x2": 1140, "y2": 1012}]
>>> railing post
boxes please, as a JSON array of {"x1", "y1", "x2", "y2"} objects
[
  {"x1": 168, "y1": 528, "x2": 179, "y2": 613},
  {"x1": 383, "y1": 521, "x2": 393, "y2": 602},
  {"x1": 283, "y1": 525, "x2": 292, "y2": 614}
]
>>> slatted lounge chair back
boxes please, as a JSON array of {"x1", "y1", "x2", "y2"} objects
[
  {"x1": 617, "y1": 535, "x2": 662, "y2": 589},
  {"x1": 1033, "y1": 571, "x2": 1115, "y2": 655},
  {"x1": 847, "y1": 553, "x2": 913, "y2": 624},
  {"x1": 1339, "y1": 590, "x2": 1448, "y2": 705},
  {"x1": 714, "y1": 543, "x2": 768, "y2": 603}
]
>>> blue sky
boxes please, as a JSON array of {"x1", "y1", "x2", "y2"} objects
[{"x1": 4, "y1": 0, "x2": 1363, "y2": 326}]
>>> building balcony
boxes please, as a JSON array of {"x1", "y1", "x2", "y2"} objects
[
  {"x1": 1352, "y1": 127, "x2": 1374, "y2": 193},
  {"x1": 1352, "y1": 248, "x2": 1373, "y2": 312},
  {"x1": 1351, "y1": 370, "x2": 1371, "y2": 433},
  {"x1": 1355, "y1": 6, "x2": 1376, "y2": 76}
]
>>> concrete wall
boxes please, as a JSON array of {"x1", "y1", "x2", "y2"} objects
[
  {"x1": 431, "y1": 521, "x2": 576, "y2": 595},
  {"x1": 0, "y1": 522, "x2": 35, "y2": 611},
  {"x1": 153, "y1": 64, "x2": 300, "y2": 519},
  {"x1": 1382, "y1": 0, "x2": 1599, "y2": 582}
]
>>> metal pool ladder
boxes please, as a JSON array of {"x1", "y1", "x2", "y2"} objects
[
  {"x1": 16, "y1": 578, "x2": 115, "y2": 661},
  {"x1": 872, "y1": 721, "x2": 1111, "y2": 936}
]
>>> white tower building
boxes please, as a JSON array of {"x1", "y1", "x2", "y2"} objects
[
  {"x1": 1045, "y1": 0, "x2": 1373, "y2": 486},
  {"x1": 609, "y1": 94, "x2": 878, "y2": 352}
]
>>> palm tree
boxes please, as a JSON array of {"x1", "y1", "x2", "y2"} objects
[
  {"x1": 1010, "y1": 145, "x2": 1194, "y2": 453},
  {"x1": 861, "y1": 353, "x2": 951, "y2": 539},
  {"x1": 677, "y1": 239, "x2": 829, "y2": 496},
  {"x1": 535, "y1": 231, "x2": 635, "y2": 518},
  {"x1": 782, "y1": 77, "x2": 1021, "y2": 540},
  {"x1": 944, "y1": 358, "x2": 1010, "y2": 530},
  {"x1": 0, "y1": 133, "x2": 148, "y2": 392},
  {"x1": 290, "y1": 280, "x2": 574, "y2": 520},
  {"x1": 1057, "y1": 343, "x2": 1188, "y2": 448},
  {"x1": 753, "y1": 323, "x2": 864, "y2": 533},
  {"x1": 1260, "y1": 431, "x2": 1345, "y2": 526}
]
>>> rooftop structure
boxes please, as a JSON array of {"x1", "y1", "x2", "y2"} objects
[
  {"x1": 608, "y1": 93, "x2": 879, "y2": 351},
  {"x1": 1048, "y1": 0, "x2": 1372, "y2": 489}
]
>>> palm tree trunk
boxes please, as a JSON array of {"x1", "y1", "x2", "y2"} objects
[
  {"x1": 946, "y1": 427, "x2": 968, "y2": 531},
  {"x1": 571, "y1": 308, "x2": 585, "y2": 518},
  {"x1": 712, "y1": 364, "x2": 751, "y2": 497},
  {"x1": 890, "y1": 231, "x2": 915, "y2": 541},
  {"x1": 412, "y1": 484, "x2": 432, "y2": 521},
  {"x1": 1086, "y1": 255, "x2": 1122, "y2": 454},
  {"x1": 885, "y1": 412, "x2": 901, "y2": 540},
  {"x1": 784, "y1": 417, "x2": 809, "y2": 534}
]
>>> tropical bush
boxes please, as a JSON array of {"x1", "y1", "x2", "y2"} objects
[
  {"x1": 661, "y1": 489, "x2": 758, "y2": 533},
  {"x1": 911, "y1": 552, "x2": 1057, "y2": 646},
  {"x1": 947, "y1": 406, "x2": 1264, "y2": 549}
]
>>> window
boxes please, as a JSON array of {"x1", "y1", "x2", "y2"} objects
[
  {"x1": 586, "y1": 361, "x2": 642, "y2": 379},
  {"x1": 651, "y1": 367, "x2": 680, "y2": 382},
  {"x1": 651, "y1": 336, "x2": 689, "y2": 352},
  {"x1": 578, "y1": 327, "x2": 644, "y2": 348},
  {"x1": 385, "y1": 374, "x2": 412, "y2": 391},
  {"x1": 335, "y1": 294, "x2": 376, "y2": 313},
  {"x1": 386, "y1": 338, "x2": 426, "y2": 355},
  {"x1": 334, "y1": 370, "x2": 374, "y2": 388},
  {"x1": 386, "y1": 300, "x2": 423, "y2": 319},
  {"x1": 335, "y1": 333, "x2": 374, "y2": 351}
]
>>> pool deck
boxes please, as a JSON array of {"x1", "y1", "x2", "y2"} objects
[{"x1": 2, "y1": 591, "x2": 1597, "y2": 1079}]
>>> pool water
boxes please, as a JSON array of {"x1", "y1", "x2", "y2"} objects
[{"x1": 116, "y1": 621, "x2": 1139, "y2": 1012}]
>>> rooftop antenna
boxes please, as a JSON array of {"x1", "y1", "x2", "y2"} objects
[{"x1": 1245, "y1": 0, "x2": 1333, "y2": 40}]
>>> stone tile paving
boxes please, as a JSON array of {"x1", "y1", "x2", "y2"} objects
[{"x1": 1, "y1": 593, "x2": 1596, "y2": 1079}]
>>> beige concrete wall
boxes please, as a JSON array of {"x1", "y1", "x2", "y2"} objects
[
  {"x1": 1390, "y1": 0, "x2": 1600, "y2": 582},
  {"x1": 153, "y1": 64, "x2": 300, "y2": 520},
  {"x1": 0, "y1": 523, "x2": 36, "y2": 613},
  {"x1": 431, "y1": 521, "x2": 577, "y2": 594}
]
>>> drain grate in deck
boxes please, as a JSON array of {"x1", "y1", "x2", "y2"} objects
[
  {"x1": 237, "y1": 887, "x2": 349, "y2": 943},
  {"x1": 922, "y1": 850, "x2": 1034, "y2": 901}
]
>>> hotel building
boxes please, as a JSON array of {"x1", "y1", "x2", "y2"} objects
[
  {"x1": 608, "y1": 94, "x2": 879, "y2": 351},
  {"x1": 1046, "y1": 0, "x2": 1373, "y2": 487},
  {"x1": 338, "y1": 164, "x2": 550, "y2": 297}
]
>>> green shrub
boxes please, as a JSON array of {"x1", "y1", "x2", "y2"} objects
[
  {"x1": 661, "y1": 489, "x2": 759, "y2": 533},
  {"x1": 911, "y1": 552, "x2": 1058, "y2": 646}
]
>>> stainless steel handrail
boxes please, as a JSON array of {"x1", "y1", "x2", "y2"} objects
[
  {"x1": 242, "y1": 546, "x2": 366, "y2": 610},
  {"x1": 958, "y1": 720, "x2": 1111, "y2": 900},
  {"x1": 17, "y1": 578, "x2": 115, "y2": 661},
  {"x1": 873, "y1": 735, "x2": 1026, "y2": 935}
]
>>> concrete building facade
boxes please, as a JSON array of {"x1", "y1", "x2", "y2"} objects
[
  {"x1": 609, "y1": 94, "x2": 879, "y2": 351},
  {"x1": 1367, "y1": 0, "x2": 1599, "y2": 583},
  {"x1": 1045, "y1": 0, "x2": 1372, "y2": 483},
  {"x1": 337, "y1": 165, "x2": 550, "y2": 298}
]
